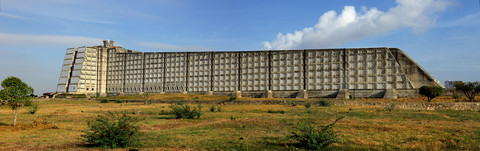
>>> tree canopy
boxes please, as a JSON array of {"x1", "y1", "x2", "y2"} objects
[
  {"x1": 455, "y1": 81, "x2": 480, "y2": 102},
  {"x1": 419, "y1": 86, "x2": 443, "y2": 102},
  {"x1": 0, "y1": 76, "x2": 34, "y2": 126}
]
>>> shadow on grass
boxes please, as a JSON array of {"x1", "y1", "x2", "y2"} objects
[{"x1": 0, "y1": 122, "x2": 10, "y2": 126}]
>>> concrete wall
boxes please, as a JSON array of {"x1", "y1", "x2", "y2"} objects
[{"x1": 57, "y1": 43, "x2": 442, "y2": 98}]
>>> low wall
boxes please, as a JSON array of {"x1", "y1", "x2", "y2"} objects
[{"x1": 333, "y1": 101, "x2": 480, "y2": 111}]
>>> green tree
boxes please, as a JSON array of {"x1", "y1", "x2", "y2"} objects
[
  {"x1": 419, "y1": 86, "x2": 443, "y2": 102},
  {"x1": 455, "y1": 81, "x2": 480, "y2": 102},
  {"x1": 0, "y1": 76, "x2": 34, "y2": 127}
]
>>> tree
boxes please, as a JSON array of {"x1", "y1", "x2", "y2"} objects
[
  {"x1": 455, "y1": 81, "x2": 480, "y2": 102},
  {"x1": 0, "y1": 76, "x2": 34, "y2": 127},
  {"x1": 419, "y1": 86, "x2": 443, "y2": 102}
]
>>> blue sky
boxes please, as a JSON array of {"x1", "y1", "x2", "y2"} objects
[{"x1": 0, "y1": 0, "x2": 479, "y2": 94}]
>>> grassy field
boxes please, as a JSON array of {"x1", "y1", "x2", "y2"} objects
[{"x1": 0, "y1": 96, "x2": 479, "y2": 150}]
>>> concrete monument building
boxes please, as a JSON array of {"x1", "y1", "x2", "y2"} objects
[{"x1": 56, "y1": 40, "x2": 442, "y2": 98}]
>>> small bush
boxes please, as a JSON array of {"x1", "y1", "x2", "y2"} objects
[
  {"x1": 217, "y1": 106, "x2": 222, "y2": 112},
  {"x1": 267, "y1": 110, "x2": 285, "y2": 114},
  {"x1": 230, "y1": 96, "x2": 237, "y2": 101},
  {"x1": 305, "y1": 102, "x2": 312, "y2": 109},
  {"x1": 288, "y1": 116, "x2": 344, "y2": 150},
  {"x1": 144, "y1": 100, "x2": 153, "y2": 105},
  {"x1": 385, "y1": 103, "x2": 395, "y2": 112},
  {"x1": 290, "y1": 102, "x2": 297, "y2": 106},
  {"x1": 318, "y1": 99, "x2": 332, "y2": 107},
  {"x1": 28, "y1": 104, "x2": 38, "y2": 114},
  {"x1": 99, "y1": 99, "x2": 109, "y2": 103},
  {"x1": 453, "y1": 93, "x2": 461, "y2": 102},
  {"x1": 115, "y1": 100, "x2": 124, "y2": 103},
  {"x1": 24, "y1": 100, "x2": 32, "y2": 106},
  {"x1": 210, "y1": 105, "x2": 216, "y2": 112},
  {"x1": 169, "y1": 104, "x2": 202, "y2": 119},
  {"x1": 81, "y1": 112, "x2": 141, "y2": 148},
  {"x1": 419, "y1": 86, "x2": 443, "y2": 102}
]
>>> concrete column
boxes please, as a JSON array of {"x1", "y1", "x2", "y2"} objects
[
  {"x1": 384, "y1": 89, "x2": 397, "y2": 99},
  {"x1": 336, "y1": 89, "x2": 350, "y2": 99},
  {"x1": 296, "y1": 90, "x2": 308, "y2": 99},
  {"x1": 262, "y1": 90, "x2": 273, "y2": 98},
  {"x1": 99, "y1": 48, "x2": 108, "y2": 97},
  {"x1": 234, "y1": 91, "x2": 242, "y2": 98}
]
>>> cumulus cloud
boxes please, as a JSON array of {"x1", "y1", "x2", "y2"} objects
[
  {"x1": 262, "y1": 0, "x2": 449, "y2": 50},
  {"x1": 0, "y1": 33, "x2": 104, "y2": 47}
]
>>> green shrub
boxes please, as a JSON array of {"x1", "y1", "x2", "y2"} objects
[
  {"x1": 385, "y1": 103, "x2": 395, "y2": 112},
  {"x1": 229, "y1": 96, "x2": 237, "y2": 101},
  {"x1": 455, "y1": 81, "x2": 480, "y2": 102},
  {"x1": 267, "y1": 110, "x2": 285, "y2": 114},
  {"x1": 288, "y1": 116, "x2": 344, "y2": 150},
  {"x1": 419, "y1": 86, "x2": 444, "y2": 102},
  {"x1": 176, "y1": 101, "x2": 184, "y2": 105},
  {"x1": 99, "y1": 98, "x2": 109, "y2": 103},
  {"x1": 24, "y1": 100, "x2": 32, "y2": 106},
  {"x1": 210, "y1": 105, "x2": 216, "y2": 112},
  {"x1": 453, "y1": 93, "x2": 461, "y2": 102},
  {"x1": 305, "y1": 102, "x2": 312, "y2": 109},
  {"x1": 318, "y1": 99, "x2": 332, "y2": 107},
  {"x1": 81, "y1": 112, "x2": 141, "y2": 148},
  {"x1": 290, "y1": 102, "x2": 297, "y2": 106},
  {"x1": 144, "y1": 100, "x2": 153, "y2": 105},
  {"x1": 169, "y1": 104, "x2": 202, "y2": 119},
  {"x1": 217, "y1": 106, "x2": 222, "y2": 112},
  {"x1": 27, "y1": 104, "x2": 38, "y2": 114},
  {"x1": 115, "y1": 100, "x2": 124, "y2": 103}
]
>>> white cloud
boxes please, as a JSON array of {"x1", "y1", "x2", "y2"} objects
[
  {"x1": 138, "y1": 42, "x2": 213, "y2": 51},
  {"x1": 0, "y1": 12, "x2": 27, "y2": 20},
  {"x1": 263, "y1": 0, "x2": 450, "y2": 50},
  {"x1": 0, "y1": 33, "x2": 104, "y2": 47}
]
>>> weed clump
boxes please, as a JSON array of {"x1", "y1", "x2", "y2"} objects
[
  {"x1": 267, "y1": 110, "x2": 285, "y2": 114},
  {"x1": 288, "y1": 116, "x2": 344, "y2": 150},
  {"x1": 82, "y1": 112, "x2": 141, "y2": 148},
  {"x1": 230, "y1": 96, "x2": 237, "y2": 101},
  {"x1": 290, "y1": 102, "x2": 297, "y2": 106},
  {"x1": 27, "y1": 104, "x2": 38, "y2": 114},
  {"x1": 115, "y1": 100, "x2": 124, "y2": 103},
  {"x1": 169, "y1": 104, "x2": 202, "y2": 119},
  {"x1": 217, "y1": 106, "x2": 222, "y2": 112},
  {"x1": 99, "y1": 98, "x2": 109, "y2": 103},
  {"x1": 318, "y1": 99, "x2": 332, "y2": 107},
  {"x1": 305, "y1": 102, "x2": 312, "y2": 108},
  {"x1": 210, "y1": 105, "x2": 216, "y2": 112},
  {"x1": 385, "y1": 103, "x2": 396, "y2": 112}
]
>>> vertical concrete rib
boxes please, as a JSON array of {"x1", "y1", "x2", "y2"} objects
[
  {"x1": 66, "y1": 50, "x2": 77, "y2": 92},
  {"x1": 343, "y1": 49, "x2": 347, "y2": 89},
  {"x1": 142, "y1": 53, "x2": 146, "y2": 92},
  {"x1": 268, "y1": 51, "x2": 272, "y2": 90},
  {"x1": 123, "y1": 54, "x2": 127, "y2": 93},
  {"x1": 210, "y1": 52, "x2": 214, "y2": 91},
  {"x1": 303, "y1": 50, "x2": 307, "y2": 90},
  {"x1": 186, "y1": 52, "x2": 189, "y2": 92},
  {"x1": 162, "y1": 52, "x2": 166, "y2": 92},
  {"x1": 237, "y1": 52, "x2": 242, "y2": 91}
]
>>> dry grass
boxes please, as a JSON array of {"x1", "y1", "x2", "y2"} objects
[{"x1": 0, "y1": 98, "x2": 479, "y2": 150}]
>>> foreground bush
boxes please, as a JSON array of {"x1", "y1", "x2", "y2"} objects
[
  {"x1": 419, "y1": 86, "x2": 443, "y2": 102},
  {"x1": 318, "y1": 99, "x2": 332, "y2": 107},
  {"x1": 288, "y1": 116, "x2": 344, "y2": 150},
  {"x1": 169, "y1": 104, "x2": 202, "y2": 119},
  {"x1": 82, "y1": 112, "x2": 141, "y2": 148},
  {"x1": 455, "y1": 81, "x2": 480, "y2": 102}
]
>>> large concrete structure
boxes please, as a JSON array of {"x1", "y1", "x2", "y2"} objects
[{"x1": 56, "y1": 40, "x2": 442, "y2": 98}]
